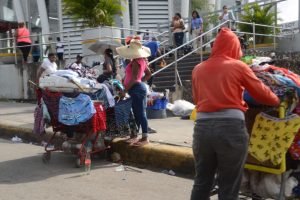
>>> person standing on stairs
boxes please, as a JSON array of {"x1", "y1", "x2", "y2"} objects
[
  {"x1": 190, "y1": 28, "x2": 280, "y2": 200},
  {"x1": 219, "y1": 5, "x2": 236, "y2": 29},
  {"x1": 171, "y1": 13, "x2": 185, "y2": 55},
  {"x1": 144, "y1": 37, "x2": 161, "y2": 88},
  {"x1": 190, "y1": 10, "x2": 203, "y2": 52}
]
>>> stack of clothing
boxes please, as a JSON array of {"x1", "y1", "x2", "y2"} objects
[{"x1": 243, "y1": 57, "x2": 300, "y2": 114}]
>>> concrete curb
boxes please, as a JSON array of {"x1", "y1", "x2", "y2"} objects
[
  {"x1": 113, "y1": 138, "x2": 194, "y2": 175},
  {"x1": 0, "y1": 123, "x2": 195, "y2": 175}
]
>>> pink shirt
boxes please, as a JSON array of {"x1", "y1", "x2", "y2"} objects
[
  {"x1": 124, "y1": 58, "x2": 147, "y2": 87},
  {"x1": 17, "y1": 27, "x2": 32, "y2": 44}
]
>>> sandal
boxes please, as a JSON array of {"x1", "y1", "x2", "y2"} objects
[
  {"x1": 131, "y1": 138, "x2": 149, "y2": 147},
  {"x1": 125, "y1": 137, "x2": 138, "y2": 144}
]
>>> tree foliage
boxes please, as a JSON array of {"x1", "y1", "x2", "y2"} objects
[
  {"x1": 63, "y1": 0, "x2": 124, "y2": 27},
  {"x1": 239, "y1": 3, "x2": 277, "y2": 44}
]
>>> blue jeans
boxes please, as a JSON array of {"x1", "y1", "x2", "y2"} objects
[{"x1": 128, "y1": 83, "x2": 148, "y2": 137}]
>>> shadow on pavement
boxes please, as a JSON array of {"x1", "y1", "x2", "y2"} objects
[{"x1": 0, "y1": 152, "x2": 115, "y2": 185}]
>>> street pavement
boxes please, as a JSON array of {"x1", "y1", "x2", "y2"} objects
[
  {"x1": 0, "y1": 101, "x2": 194, "y2": 147},
  {"x1": 0, "y1": 138, "x2": 194, "y2": 200}
]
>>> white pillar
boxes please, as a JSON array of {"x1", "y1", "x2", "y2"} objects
[
  {"x1": 57, "y1": 0, "x2": 64, "y2": 38},
  {"x1": 214, "y1": 0, "x2": 221, "y2": 11},
  {"x1": 181, "y1": 0, "x2": 190, "y2": 20},
  {"x1": 132, "y1": 0, "x2": 139, "y2": 30},
  {"x1": 122, "y1": 0, "x2": 131, "y2": 36},
  {"x1": 299, "y1": 0, "x2": 300, "y2": 28},
  {"x1": 13, "y1": 0, "x2": 25, "y2": 22},
  {"x1": 36, "y1": 0, "x2": 50, "y2": 41},
  {"x1": 168, "y1": 0, "x2": 174, "y2": 21}
]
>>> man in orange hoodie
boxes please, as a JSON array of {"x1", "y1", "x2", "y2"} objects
[{"x1": 191, "y1": 28, "x2": 279, "y2": 200}]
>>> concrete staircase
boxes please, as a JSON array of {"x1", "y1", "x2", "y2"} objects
[{"x1": 152, "y1": 53, "x2": 208, "y2": 92}]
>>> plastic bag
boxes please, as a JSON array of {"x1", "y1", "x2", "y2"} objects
[{"x1": 169, "y1": 100, "x2": 195, "y2": 117}]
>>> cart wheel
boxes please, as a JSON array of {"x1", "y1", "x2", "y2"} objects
[
  {"x1": 42, "y1": 152, "x2": 51, "y2": 164},
  {"x1": 75, "y1": 157, "x2": 82, "y2": 168}
]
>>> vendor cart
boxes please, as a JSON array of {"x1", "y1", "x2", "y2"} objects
[{"x1": 40, "y1": 90, "x2": 109, "y2": 168}]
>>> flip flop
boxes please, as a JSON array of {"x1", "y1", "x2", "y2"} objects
[
  {"x1": 125, "y1": 137, "x2": 138, "y2": 144},
  {"x1": 131, "y1": 139, "x2": 149, "y2": 147}
]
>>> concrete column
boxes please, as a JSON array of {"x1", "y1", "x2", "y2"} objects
[
  {"x1": 36, "y1": 0, "x2": 50, "y2": 42},
  {"x1": 57, "y1": 0, "x2": 64, "y2": 39},
  {"x1": 13, "y1": 0, "x2": 25, "y2": 22},
  {"x1": 214, "y1": 0, "x2": 221, "y2": 11},
  {"x1": 168, "y1": 0, "x2": 174, "y2": 21},
  {"x1": 132, "y1": 0, "x2": 139, "y2": 29},
  {"x1": 122, "y1": 0, "x2": 131, "y2": 36},
  {"x1": 181, "y1": 0, "x2": 190, "y2": 20},
  {"x1": 299, "y1": 0, "x2": 300, "y2": 28}
]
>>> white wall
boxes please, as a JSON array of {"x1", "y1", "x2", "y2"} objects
[
  {"x1": 0, "y1": 64, "x2": 23, "y2": 99},
  {"x1": 0, "y1": 63, "x2": 38, "y2": 100}
]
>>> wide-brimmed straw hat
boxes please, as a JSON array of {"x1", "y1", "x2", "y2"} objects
[{"x1": 116, "y1": 38, "x2": 151, "y2": 59}]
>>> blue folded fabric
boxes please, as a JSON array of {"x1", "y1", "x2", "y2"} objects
[
  {"x1": 114, "y1": 98, "x2": 132, "y2": 127},
  {"x1": 59, "y1": 93, "x2": 96, "y2": 125}
]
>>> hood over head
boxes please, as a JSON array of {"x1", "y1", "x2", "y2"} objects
[{"x1": 211, "y1": 28, "x2": 242, "y2": 60}]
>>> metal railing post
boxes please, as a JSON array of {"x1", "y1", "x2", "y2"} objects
[
  {"x1": 174, "y1": 49, "x2": 178, "y2": 86},
  {"x1": 39, "y1": 33, "x2": 43, "y2": 61},
  {"x1": 163, "y1": 33, "x2": 166, "y2": 54},
  {"x1": 273, "y1": 25, "x2": 276, "y2": 50},
  {"x1": 67, "y1": 33, "x2": 71, "y2": 62},
  {"x1": 200, "y1": 36, "x2": 203, "y2": 62},
  {"x1": 13, "y1": 36, "x2": 17, "y2": 65},
  {"x1": 253, "y1": 23, "x2": 256, "y2": 51}
]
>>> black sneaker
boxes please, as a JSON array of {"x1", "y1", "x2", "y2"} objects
[{"x1": 148, "y1": 127, "x2": 157, "y2": 134}]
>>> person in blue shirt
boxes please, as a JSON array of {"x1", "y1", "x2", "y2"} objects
[
  {"x1": 32, "y1": 41, "x2": 41, "y2": 62},
  {"x1": 144, "y1": 37, "x2": 161, "y2": 87},
  {"x1": 190, "y1": 10, "x2": 203, "y2": 52}
]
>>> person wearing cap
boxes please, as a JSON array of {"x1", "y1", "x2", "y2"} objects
[
  {"x1": 116, "y1": 38, "x2": 152, "y2": 146},
  {"x1": 65, "y1": 55, "x2": 86, "y2": 77}
]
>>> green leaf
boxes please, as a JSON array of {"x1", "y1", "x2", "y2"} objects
[{"x1": 63, "y1": 0, "x2": 125, "y2": 27}]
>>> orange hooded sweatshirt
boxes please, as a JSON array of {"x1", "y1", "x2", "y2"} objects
[{"x1": 192, "y1": 28, "x2": 280, "y2": 113}]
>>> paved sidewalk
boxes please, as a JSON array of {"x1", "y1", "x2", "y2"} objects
[{"x1": 0, "y1": 101, "x2": 194, "y2": 147}]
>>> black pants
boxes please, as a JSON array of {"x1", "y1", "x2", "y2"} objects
[
  {"x1": 18, "y1": 42, "x2": 31, "y2": 62},
  {"x1": 191, "y1": 118, "x2": 249, "y2": 200},
  {"x1": 57, "y1": 53, "x2": 64, "y2": 61},
  {"x1": 174, "y1": 32, "x2": 184, "y2": 47},
  {"x1": 33, "y1": 56, "x2": 40, "y2": 63}
]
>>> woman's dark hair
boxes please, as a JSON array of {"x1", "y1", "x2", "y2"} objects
[
  {"x1": 104, "y1": 48, "x2": 116, "y2": 76},
  {"x1": 175, "y1": 13, "x2": 182, "y2": 19},
  {"x1": 223, "y1": 5, "x2": 228, "y2": 9},
  {"x1": 192, "y1": 10, "x2": 200, "y2": 18}
]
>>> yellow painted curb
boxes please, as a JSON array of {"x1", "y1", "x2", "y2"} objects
[{"x1": 112, "y1": 138, "x2": 194, "y2": 174}]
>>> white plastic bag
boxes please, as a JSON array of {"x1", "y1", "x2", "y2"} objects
[{"x1": 170, "y1": 100, "x2": 195, "y2": 117}]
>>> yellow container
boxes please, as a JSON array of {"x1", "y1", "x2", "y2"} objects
[{"x1": 190, "y1": 108, "x2": 197, "y2": 121}]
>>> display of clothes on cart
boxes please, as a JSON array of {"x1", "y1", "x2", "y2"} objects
[{"x1": 240, "y1": 56, "x2": 300, "y2": 199}]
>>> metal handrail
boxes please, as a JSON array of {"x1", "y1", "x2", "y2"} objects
[
  {"x1": 150, "y1": 20, "x2": 230, "y2": 71},
  {"x1": 150, "y1": 19, "x2": 295, "y2": 87},
  {"x1": 0, "y1": 25, "x2": 168, "y2": 42}
]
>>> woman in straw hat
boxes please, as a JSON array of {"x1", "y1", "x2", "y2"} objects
[{"x1": 116, "y1": 37, "x2": 152, "y2": 146}]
